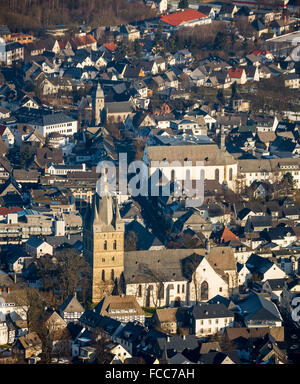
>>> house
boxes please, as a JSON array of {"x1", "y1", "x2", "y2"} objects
[
  {"x1": 70, "y1": 34, "x2": 97, "y2": 51},
  {"x1": 0, "y1": 107, "x2": 10, "y2": 119},
  {"x1": 251, "y1": 19, "x2": 268, "y2": 37},
  {"x1": 232, "y1": 96, "x2": 251, "y2": 112},
  {"x1": 146, "y1": 0, "x2": 168, "y2": 13},
  {"x1": 228, "y1": 68, "x2": 247, "y2": 85},
  {"x1": 246, "y1": 254, "x2": 287, "y2": 282},
  {"x1": 188, "y1": 303, "x2": 234, "y2": 337},
  {"x1": 269, "y1": 19, "x2": 289, "y2": 36},
  {"x1": 0, "y1": 39, "x2": 24, "y2": 65},
  {"x1": 237, "y1": 263, "x2": 251, "y2": 287},
  {"x1": 94, "y1": 295, "x2": 145, "y2": 325},
  {"x1": 155, "y1": 334, "x2": 199, "y2": 361},
  {"x1": 120, "y1": 25, "x2": 140, "y2": 42},
  {"x1": 13, "y1": 125, "x2": 34, "y2": 147},
  {"x1": 60, "y1": 292, "x2": 84, "y2": 323},
  {"x1": 159, "y1": 10, "x2": 211, "y2": 30},
  {"x1": 0, "y1": 313, "x2": 10, "y2": 345},
  {"x1": 108, "y1": 343, "x2": 132, "y2": 364},
  {"x1": 151, "y1": 308, "x2": 179, "y2": 334},
  {"x1": 25, "y1": 237, "x2": 53, "y2": 258},
  {"x1": 236, "y1": 291, "x2": 283, "y2": 328},
  {"x1": 0, "y1": 125, "x2": 14, "y2": 147},
  {"x1": 284, "y1": 74, "x2": 300, "y2": 89},
  {"x1": 12, "y1": 332, "x2": 42, "y2": 361},
  {"x1": 29, "y1": 113, "x2": 78, "y2": 137},
  {"x1": 199, "y1": 350, "x2": 241, "y2": 364},
  {"x1": 253, "y1": 333, "x2": 288, "y2": 364},
  {"x1": 218, "y1": 4, "x2": 238, "y2": 20},
  {"x1": 262, "y1": 279, "x2": 286, "y2": 301},
  {"x1": 261, "y1": 227, "x2": 297, "y2": 248}
]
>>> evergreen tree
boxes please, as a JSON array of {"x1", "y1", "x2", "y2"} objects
[
  {"x1": 134, "y1": 39, "x2": 142, "y2": 58},
  {"x1": 178, "y1": 0, "x2": 189, "y2": 9},
  {"x1": 231, "y1": 81, "x2": 237, "y2": 99}
]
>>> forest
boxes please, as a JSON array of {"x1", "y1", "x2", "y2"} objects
[{"x1": 0, "y1": 0, "x2": 155, "y2": 33}]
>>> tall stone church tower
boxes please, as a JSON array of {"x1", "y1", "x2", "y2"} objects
[
  {"x1": 83, "y1": 188, "x2": 125, "y2": 303},
  {"x1": 92, "y1": 82, "x2": 105, "y2": 126}
]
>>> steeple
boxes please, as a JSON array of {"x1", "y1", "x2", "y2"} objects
[{"x1": 92, "y1": 82, "x2": 105, "y2": 126}]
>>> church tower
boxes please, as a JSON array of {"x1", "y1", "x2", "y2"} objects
[
  {"x1": 83, "y1": 187, "x2": 125, "y2": 303},
  {"x1": 92, "y1": 82, "x2": 105, "y2": 126}
]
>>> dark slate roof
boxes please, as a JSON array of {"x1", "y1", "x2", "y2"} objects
[
  {"x1": 246, "y1": 253, "x2": 274, "y2": 275},
  {"x1": 60, "y1": 293, "x2": 84, "y2": 313},
  {"x1": 208, "y1": 295, "x2": 231, "y2": 308},
  {"x1": 265, "y1": 226, "x2": 296, "y2": 241},
  {"x1": 237, "y1": 291, "x2": 282, "y2": 323},
  {"x1": 30, "y1": 112, "x2": 76, "y2": 126},
  {"x1": 125, "y1": 220, "x2": 163, "y2": 250},
  {"x1": 26, "y1": 236, "x2": 45, "y2": 248},
  {"x1": 79, "y1": 311, "x2": 121, "y2": 335},
  {"x1": 265, "y1": 278, "x2": 286, "y2": 290},
  {"x1": 199, "y1": 350, "x2": 241, "y2": 364},
  {"x1": 190, "y1": 303, "x2": 234, "y2": 319},
  {"x1": 157, "y1": 335, "x2": 199, "y2": 355}
]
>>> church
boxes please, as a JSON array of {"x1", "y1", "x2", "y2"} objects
[{"x1": 83, "y1": 186, "x2": 238, "y2": 305}]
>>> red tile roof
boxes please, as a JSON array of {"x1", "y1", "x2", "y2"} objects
[
  {"x1": 221, "y1": 227, "x2": 240, "y2": 242},
  {"x1": 71, "y1": 34, "x2": 96, "y2": 48},
  {"x1": 0, "y1": 207, "x2": 22, "y2": 215},
  {"x1": 103, "y1": 42, "x2": 117, "y2": 52},
  {"x1": 160, "y1": 10, "x2": 208, "y2": 27},
  {"x1": 251, "y1": 49, "x2": 271, "y2": 56},
  {"x1": 229, "y1": 68, "x2": 244, "y2": 79}
]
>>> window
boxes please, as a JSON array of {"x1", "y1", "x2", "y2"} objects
[
  {"x1": 158, "y1": 283, "x2": 164, "y2": 299},
  {"x1": 171, "y1": 170, "x2": 175, "y2": 182},
  {"x1": 200, "y1": 281, "x2": 208, "y2": 301},
  {"x1": 215, "y1": 168, "x2": 219, "y2": 182},
  {"x1": 138, "y1": 285, "x2": 142, "y2": 297}
]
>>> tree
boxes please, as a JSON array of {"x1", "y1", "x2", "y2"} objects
[
  {"x1": 134, "y1": 39, "x2": 142, "y2": 58},
  {"x1": 19, "y1": 145, "x2": 34, "y2": 168},
  {"x1": 9, "y1": 287, "x2": 45, "y2": 333},
  {"x1": 115, "y1": 40, "x2": 127, "y2": 61},
  {"x1": 178, "y1": 0, "x2": 189, "y2": 9},
  {"x1": 231, "y1": 81, "x2": 237, "y2": 99},
  {"x1": 44, "y1": 134, "x2": 50, "y2": 148},
  {"x1": 217, "y1": 89, "x2": 225, "y2": 105},
  {"x1": 55, "y1": 248, "x2": 90, "y2": 302},
  {"x1": 283, "y1": 172, "x2": 295, "y2": 190}
]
